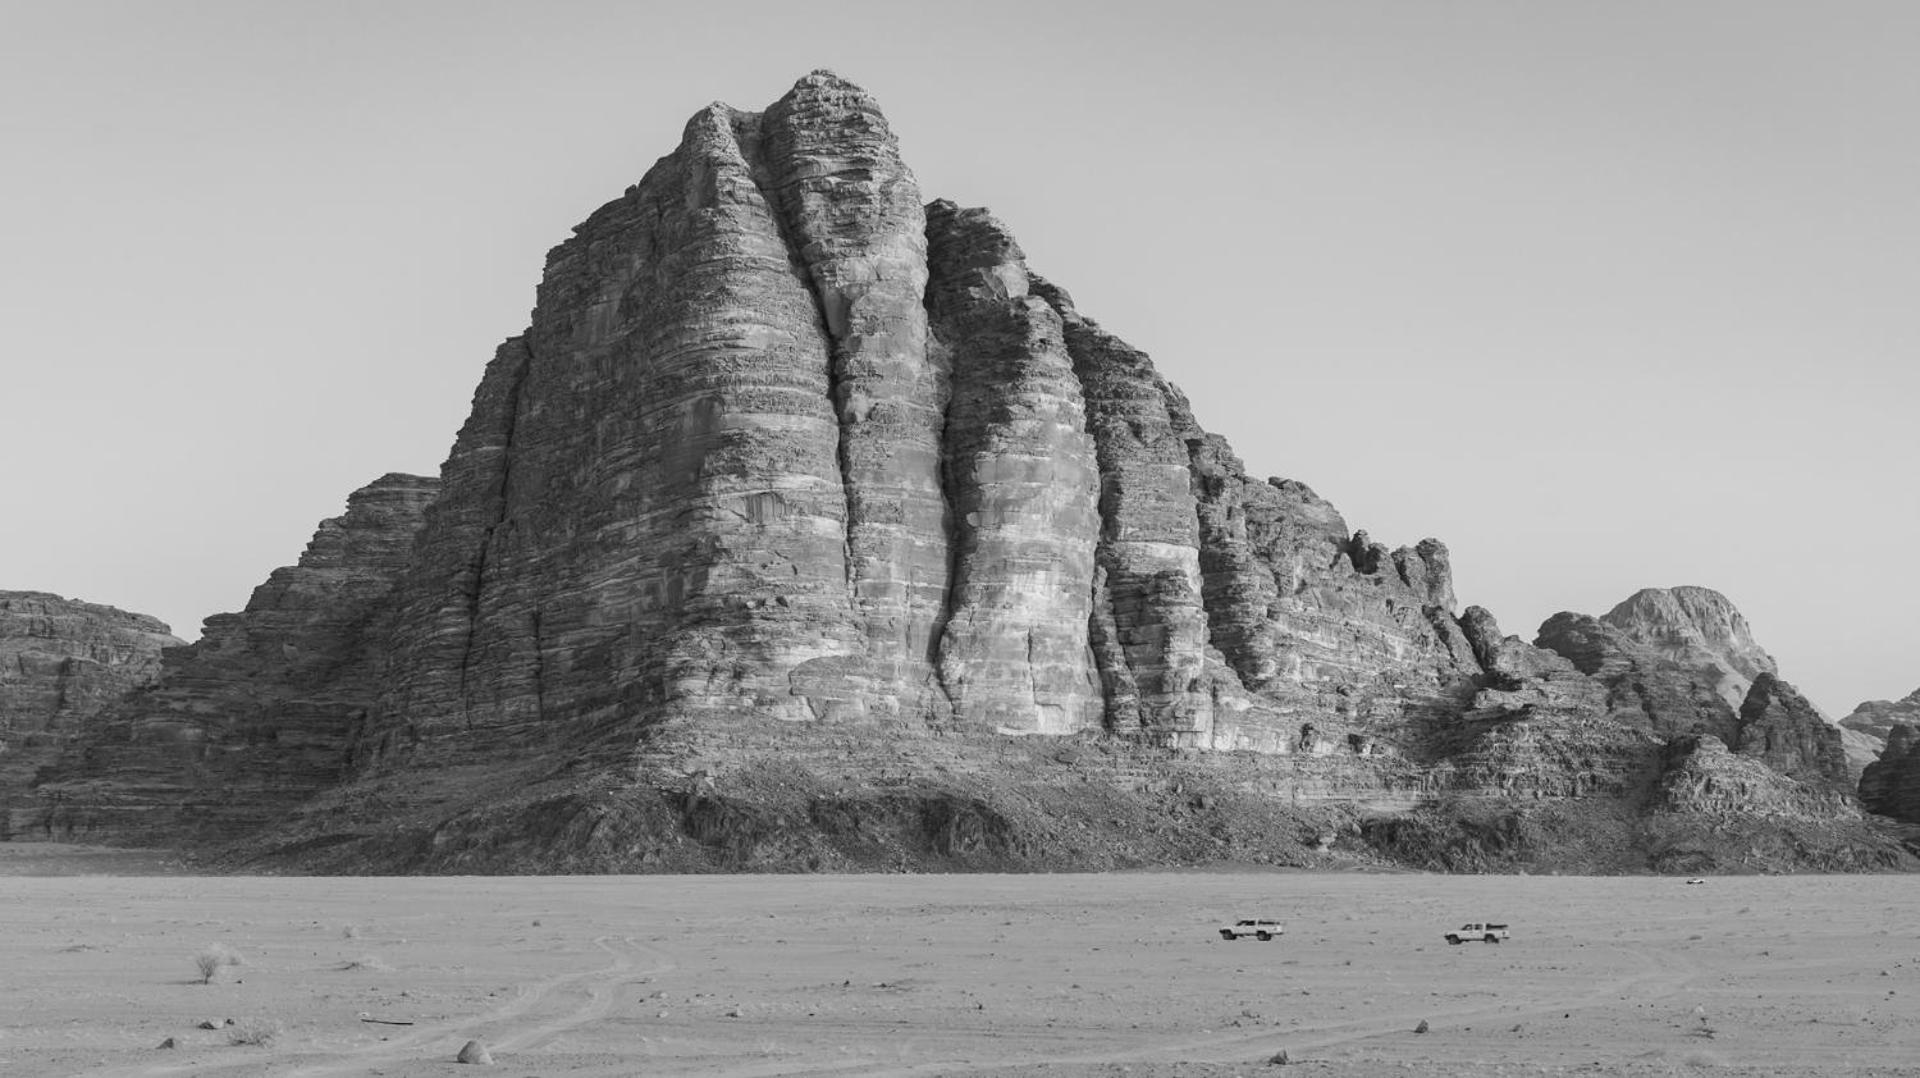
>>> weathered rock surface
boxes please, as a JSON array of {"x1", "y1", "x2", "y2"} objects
[
  {"x1": 1839, "y1": 688, "x2": 1920, "y2": 743},
  {"x1": 1733, "y1": 673, "x2": 1850, "y2": 790},
  {"x1": 18, "y1": 74, "x2": 1911, "y2": 875},
  {"x1": 27, "y1": 475, "x2": 437, "y2": 842},
  {"x1": 0, "y1": 593, "x2": 179, "y2": 838},
  {"x1": 1835, "y1": 688, "x2": 1920, "y2": 776},
  {"x1": 1859, "y1": 724, "x2": 1920, "y2": 824},
  {"x1": 1596, "y1": 587, "x2": 1778, "y2": 706},
  {"x1": 0, "y1": 593, "x2": 179, "y2": 734}
]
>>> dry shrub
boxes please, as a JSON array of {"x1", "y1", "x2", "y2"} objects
[
  {"x1": 194, "y1": 943, "x2": 243, "y2": 984},
  {"x1": 340, "y1": 955, "x2": 391, "y2": 971},
  {"x1": 225, "y1": 1017, "x2": 282, "y2": 1047}
]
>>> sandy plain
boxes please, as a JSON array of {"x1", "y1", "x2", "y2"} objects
[{"x1": 1, "y1": 847, "x2": 1914, "y2": 1078}]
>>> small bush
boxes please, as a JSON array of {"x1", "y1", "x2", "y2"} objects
[
  {"x1": 194, "y1": 943, "x2": 243, "y2": 984},
  {"x1": 226, "y1": 1017, "x2": 282, "y2": 1047}
]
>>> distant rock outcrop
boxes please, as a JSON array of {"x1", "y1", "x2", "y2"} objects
[
  {"x1": 1840, "y1": 689, "x2": 1920, "y2": 743},
  {"x1": 1834, "y1": 688, "x2": 1920, "y2": 775},
  {"x1": 28, "y1": 475, "x2": 437, "y2": 842},
  {"x1": 1859, "y1": 724, "x2": 1920, "y2": 824},
  {"x1": 0, "y1": 593, "x2": 179, "y2": 838},
  {"x1": 13, "y1": 74, "x2": 1911, "y2": 875}
]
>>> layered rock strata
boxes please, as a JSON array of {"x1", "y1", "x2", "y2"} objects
[
  {"x1": 351, "y1": 71, "x2": 1490, "y2": 776},
  {"x1": 28, "y1": 475, "x2": 437, "y2": 841},
  {"x1": 1654, "y1": 734, "x2": 1858, "y2": 820},
  {"x1": 0, "y1": 593, "x2": 179, "y2": 838},
  {"x1": 19, "y1": 73, "x2": 1908, "y2": 874},
  {"x1": 0, "y1": 592, "x2": 179, "y2": 733}
]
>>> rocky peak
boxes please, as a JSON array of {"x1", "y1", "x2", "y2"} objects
[
  {"x1": 25, "y1": 475, "x2": 437, "y2": 842},
  {"x1": 1534, "y1": 610, "x2": 1740, "y2": 743},
  {"x1": 1598, "y1": 586, "x2": 1778, "y2": 707}
]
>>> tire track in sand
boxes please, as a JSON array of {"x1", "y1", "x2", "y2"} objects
[
  {"x1": 278, "y1": 934, "x2": 673, "y2": 1077},
  {"x1": 786, "y1": 942, "x2": 1701, "y2": 1078},
  {"x1": 65, "y1": 934, "x2": 672, "y2": 1078}
]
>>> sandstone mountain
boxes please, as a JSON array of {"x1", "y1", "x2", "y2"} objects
[
  {"x1": 13, "y1": 73, "x2": 1914, "y2": 873},
  {"x1": 0, "y1": 592, "x2": 180, "y2": 839}
]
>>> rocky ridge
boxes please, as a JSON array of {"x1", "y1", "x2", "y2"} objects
[
  {"x1": 1835, "y1": 687, "x2": 1920, "y2": 773},
  {"x1": 28, "y1": 475, "x2": 437, "y2": 843},
  {"x1": 1839, "y1": 688, "x2": 1920, "y2": 743},
  {"x1": 0, "y1": 593, "x2": 180, "y2": 838},
  {"x1": 13, "y1": 73, "x2": 1913, "y2": 874}
]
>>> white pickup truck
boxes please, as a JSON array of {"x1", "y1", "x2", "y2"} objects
[
  {"x1": 1443, "y1": 922, "x2": 1510, "y2": 945},
  {"x1": 1218, "y1": 919, "x2": 1284, "y2": 941}
]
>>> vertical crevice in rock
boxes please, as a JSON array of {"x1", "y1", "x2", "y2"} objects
[
  {"x1": 922, "y1": 200, "x2": 1103, "y2": 735},
  {"x1": 373, "y1": 334, "x2": 532, "y2": 757},
  {"x1": 725, "y1": 109, "x2": 863, "y2": 600},
  {"x1": 1030, "y1": 276, "x2": 1212, "y2": 747},
  {"x1": 762, "y1": 71, "x2": 950, "y2": 725},
  {"x1": 455, "y1": 336, "x2": 533, "y2": 729}
]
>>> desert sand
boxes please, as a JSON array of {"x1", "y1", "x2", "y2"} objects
[{"x1": 1, "y1": 847, "x2": 1914, "y2": 1077}]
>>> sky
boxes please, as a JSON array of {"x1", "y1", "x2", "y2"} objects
[{"x1": 3, "y1": 1, "x2": 1915, "y2": 717}]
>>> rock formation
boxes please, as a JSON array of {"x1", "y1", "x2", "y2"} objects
[
  {"x1": 1732, "y1": 673, "x2": 1850, "y2": 790},
  {"x1": 1536, "y1": 588, "x2": 1764, "y2": 744},
  {"x1": 1839, "y1": 688, "x2": 1920, "y2": 743},
  {"x1": 28, "y1": 475, "x2": 437, "y2": 842},
  {"x1": 0, "y1": 593, "x2": 179, "y2": 838},
  {"x1": 1858, "y1": 724, "x2": 1920, "y2": 824},
  {"x1": 14, "y1": 74, "x2": 1912, "y2": 875},
  {"x1": 1593, "y1": 587, "x2": 1778, "y2": 706},
  {"x1": 1834, "y1": 688, "x2": 1920, "y2": 776},
  {"x1": 347, "y1": 70, "x2": 1491, "y2": 778}
]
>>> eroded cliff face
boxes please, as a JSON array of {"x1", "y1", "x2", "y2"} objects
[
  {"x1": 353, "y1": 71, "x2": 1486, "y2": 777},
  {"x1": 28, "y1": 475, "x2": 437, "y2": 842},
  {"x1": 21, "y1": 73, "x2": 1910, "y2": 874},
  {"x1": 0, "y1": 593, "x2": 178, "y2": 732},
  {"x1": 1859, "y1": 724, "x2": 1920, "y2": 824},
  {"x1": 0, "y1": 593, "x2": 179, "y2": 838}
]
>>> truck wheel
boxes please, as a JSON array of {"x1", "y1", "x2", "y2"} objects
[
  {"x1": 1220, "y1": 930, "x2": 1235, "y2": 940},
  {"x1": 1485, "y1": 934, "x2": 1499, "y2": 943},
  {"x1": 1256, "y1": 931, "x2": 1271, "y2": 941},
  {"x1": 1446, "y1": 935, "x2": 1460, "y2": 945}
]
